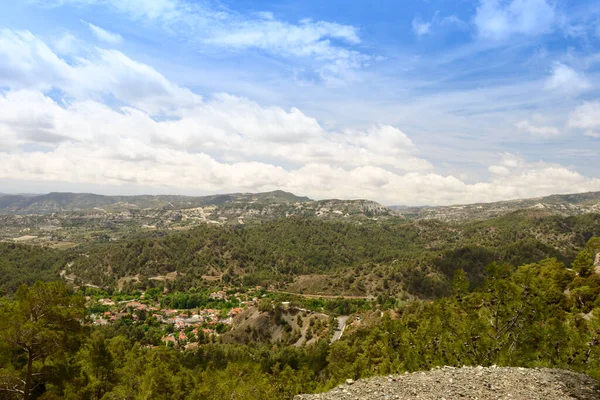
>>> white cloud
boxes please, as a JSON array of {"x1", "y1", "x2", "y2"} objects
[
  {"x1": 203, "y1": 19, "x2": 361, "y2": 49},
  {"x1": 84, "y1": 21, "x2": 123, "y2": 44},
  {"x1": 0, "y1": 90, "x2": 83, "y2": 149},
  {"x1": 1, "y1": 131, "x2": 599, "y2": 205},
  {"x1": 411, "y1": 14, "x2": 467, "y2": 37},
  {"x1": 488, "y1": 165, "x2": 511, "y2": 176},
  {"x1": 475, "y1": 0, "x2": 556, "y2": 40},
  {"x1": 479, "y1": 158, "x2": 600, "y2": 201},
  {"x1": 544, "y1": 63, "x2": 591, "y2": 96},
  {"x1": 0, "y1": 88, "x2": 431, "y2": 172},
  {"x1": 1, "y1": 87, "x2": 599, "y2": 205},
  {"x1": 202, "y1": 18, "x2": 371, "y2": 84},
  {"x1": 0, "y1": 29, "x2": 71, "y2": 91},
  {"x1": 515, "y1": 118, "x2": 560, "y2": 136},
  {"x1": 51, "y1": 32, "x2": 82, "y2": 55},
  {"x1": 0, "y1": 29, "x2": 200, "y2": 114},
  {"x1": 441, "y1": 15, "x2": 468, "y2": 29},
  {"x1": 412, "y1": 18, "x2": 431, "y2": 37},
  {"x1": 500, "y1": 153, "x2": 525, "y2": 168},
  {"x1": 40, "y1": 0, "x2": 371, "y2": 82},
  {"x1": 568, "y1": 101, "x2": 600, "y2": 137},
  {"x1": 1, "y1": 28, "x2": 600, "y2": 205},
  {"x1": 40, "y1": 0, "x2": 183, "y2": 21},
  {"x1": 71, "y1": 48, "x2": 201, "y2": 113}
]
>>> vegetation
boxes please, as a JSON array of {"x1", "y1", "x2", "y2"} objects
[
  {"x1": 0, "y1": 282, "x2": 85, "y2": 399},
  {"x1": 58, "y1": 212, "x2": 600, "y2": 298},
  {"x1": 2, "y1": 245, "x2": 600, "y2": 398},
  {"x1": 1, "y1": 210, "x2": 600, "y2": 399},
  {"x1": 0, "y1": 243, "x2": 63, "y2": 295}
]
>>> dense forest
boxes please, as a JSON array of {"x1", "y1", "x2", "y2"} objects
[
  {"x1": 0, "y1": 244, "x2": 63, "y2": 295},
  {"x1": 1, "y1": 240, "x2": 600, "y2": 399},
  {"x1": 1, "y1": 211, "x2": 600, "y2": 399},
  {"x1": 3, "y1": 211, "x2": 600, "y2": 298}
]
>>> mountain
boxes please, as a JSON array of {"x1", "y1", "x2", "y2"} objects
[
  {"x1": 396, "y1": 191, "x2": 600, "y2": 222},
  {"x1": 0, "y1": 191, "x2": 397, "y2": 246},
  {"x1": 0, "y1": 190, "x2": 311, "y2": 214},
  {"x1": 3, "y1": 189, "x2": 600, "y2": 222}
]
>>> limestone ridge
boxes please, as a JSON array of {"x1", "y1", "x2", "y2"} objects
[{"x1": 294, "y1": 366, "x2": 600, "y2": 400}]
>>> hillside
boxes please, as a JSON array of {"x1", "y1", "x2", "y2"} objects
[
  {"x1": 223, "y1": 305, "x2": 332, "y2": 346},
  {"x1": 396, "y1": 191, "x2": 600, "y2": 222},
  {"x1": 1, "y1": 189, "x2": 600, "y2": 299},
  {"x1": 0, "y1": 190, "x2": 398, "y2": 247},
  {"x1": 2, "y1": 189, "x2": 600, "y2": 230},
  {"x1": 4, "y1": 211, "x2": 594, "y2": 298},
  {"x1": 0, "y1": 190, "x2": 311, "y2": 214},
  {"x1": 2, "y1": 210, "x2": 600, "y2": 399}
]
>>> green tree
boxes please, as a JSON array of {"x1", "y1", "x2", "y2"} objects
[
  {"x1": 0, "y1": 282, "x2": 85, "y2": 400},
  {"x1": 572, "y1": 250, "x2": 594, "y2": 278},
  {"x1": 586, "y1": 237, "x2": 600, "y2": 254},
  {"x1": 452, "y1": 269, "x2": 469, "y2": 297},
  {"x1": 74, "y1": 331, "x2": 116, "y2": 399}
]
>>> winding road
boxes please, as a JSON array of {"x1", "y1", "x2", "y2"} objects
[{"x1": 331, "y1": 316, "x2": 349, "y2": 343}]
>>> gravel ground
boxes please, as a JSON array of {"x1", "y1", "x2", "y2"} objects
[{"x1": 294, "y1": 366, "x2": 600, "y2": 400}]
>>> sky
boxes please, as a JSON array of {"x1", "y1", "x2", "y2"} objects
[{"x1": 0, "y1": 0, "x2": 599, "y2": 206}]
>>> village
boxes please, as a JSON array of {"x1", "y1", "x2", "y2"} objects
[
  {"x1": 86, "y1": 286, "x2": 264, "y2": 348},
  {"x1": 84, "y1": 284, "x2": 356, "y2": 349}
]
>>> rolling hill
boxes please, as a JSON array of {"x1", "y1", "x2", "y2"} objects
[
  {"x1": 395, "y1": 191, "x2": 600, "y2": 221},
  {"x1": 0, "y1": 190, "x2": 311, "y2": 214}
]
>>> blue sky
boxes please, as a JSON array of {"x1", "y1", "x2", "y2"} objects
[{"x1": 0, "y1": 0, "x2": 599, "y2": 205}]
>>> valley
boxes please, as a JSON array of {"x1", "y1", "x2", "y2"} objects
[{"x1": 2, "y1": 189, "x2": 600, "y2": 399}]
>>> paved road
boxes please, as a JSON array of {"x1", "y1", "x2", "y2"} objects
[{"x1": 331, "y1": 316, "x2": 349, "y2": 343}]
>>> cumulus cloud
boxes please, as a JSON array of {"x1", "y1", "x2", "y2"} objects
[
  {"x1": 0, "y1": 88, "x2": 431, "y2": 172},
  {"x1": 568, "y1": 101, "x2": 600, "y2": 137},
  {"x1": 0, "y1": 29, "x2": 70, "y2": 91},
  {"x1": 545, "y1": 63, "x2": 591, "y2": 96},
  {"x1": 1, "y1": 136, "x2": 599, "y2": 205},
  {"x1": 0, "y1": 29, "x2": 200, "y2": 114},
  {"x1": 475, "y1": 0, "x2": 556, "y2": 40},
  {"x1": 479, "y1": 157, "x2": 600, "y2": 201},
  {"x1": 84, "y1": 21, "x2": 123, "y2": 44},
  {"x1": 1, "y1": 88, "x2": 599, "y2": 206},
  {"x1": 1, "y1": 29, "x2": 600, "y2": 206}
]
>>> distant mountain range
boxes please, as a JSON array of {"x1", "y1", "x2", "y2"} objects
[
  {"x1": 1, "y1": 189, "x2": 600, "y2": 222},
  {"x1": 0, "y1": 190, "x2": 311, "y2": 214}
]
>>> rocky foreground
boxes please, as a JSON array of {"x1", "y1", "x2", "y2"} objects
[{"x1": 294, "y1": 366, "x2": 600, "y2": 400}]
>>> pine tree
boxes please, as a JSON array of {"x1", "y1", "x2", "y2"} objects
[
  {"x1": 572, "y1": 250, "x2": 594, "y2": 278},
  {"x1": 0, "y1": 282, "x2": 85, "y2": 399}
]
